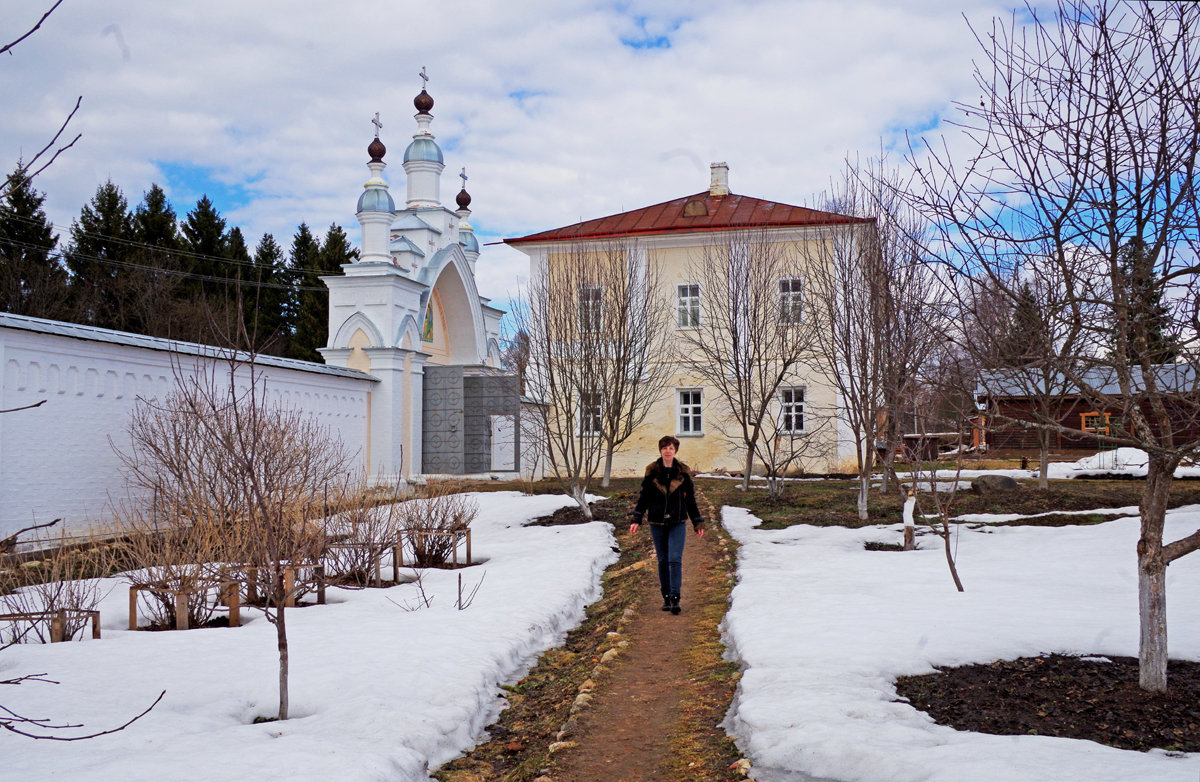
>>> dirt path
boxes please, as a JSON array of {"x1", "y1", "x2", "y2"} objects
[
  {"x1": 545, "y1": 514, "x2": 730, "y2": 782},
  {"x1": 435, "y1": 486, "x2": 744, "y2": 782}
]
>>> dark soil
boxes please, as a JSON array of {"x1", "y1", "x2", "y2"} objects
[{"x1": 896, "y1": 654, "x2": 1200, "y2": 752}]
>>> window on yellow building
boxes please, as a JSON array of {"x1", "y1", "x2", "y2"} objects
[
  {"x1": 678, "y1": 389, "x2": 703, "y2": 435},
  {"x1": 677, "y1": 283, "x2": 700, "y2": 328}
]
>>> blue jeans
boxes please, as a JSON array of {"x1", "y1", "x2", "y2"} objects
[{"x1": 649, "y1": 522, "x2": 687, "y2": 596}]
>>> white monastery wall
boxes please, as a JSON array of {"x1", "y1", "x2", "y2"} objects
[{"x1": 1, "y1": 318, "x2": 373, "y2": 539}]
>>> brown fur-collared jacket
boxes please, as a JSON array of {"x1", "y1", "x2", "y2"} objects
[{"x1": 631, "y1": 458, "x2": 705, "y2": 531}]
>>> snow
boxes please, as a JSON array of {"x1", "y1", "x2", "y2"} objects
[
  {"x1": 0, "y1": 492, "x2": 617, "y2": 782},
  {"x1": 721, "y1": 504, "x2": 1200, "y2": 782},
  {"x1": 6, "y1": 476, "x2": 1200, "y2": 782}
]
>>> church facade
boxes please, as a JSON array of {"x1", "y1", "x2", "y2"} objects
[{"x1": 319, "y1": 83, "x2": 523, "y2": 481}]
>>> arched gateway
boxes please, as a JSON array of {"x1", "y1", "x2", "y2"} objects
[{"x1": 321, "y1": 79, "x2": 520, "y2": 480}]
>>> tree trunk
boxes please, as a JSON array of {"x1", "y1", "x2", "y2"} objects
[
  {"x1": 1037, "y1": 429, "x2": 1050, "y2": 489},
  {"x1": 571, "y1": 483, "x2": 593, "y2": 520},
  {"x1": 741, "y1": 448, "x2": 754, "y2": 492},
  {"x1": 276, "y1": 580, "x2": 289, "y2": 720},
  {"x1": 857, "y1": 475, "x2": 869, "y2": 521},
  {"x1": 601, "y1": 446, "x2": 614, "y2": 489},
  {"x1": 941, "y1": 521, "x2": 965, "y2": 592},
  {"x1": 1138, "y1": 457, "x2": 1172, "y2": 692}
]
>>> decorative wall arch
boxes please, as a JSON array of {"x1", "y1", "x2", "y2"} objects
[
  {"x1": 396, "y1": 314, "x2": 422, "y2": 351},
  {"x1": 331, "y1": 312, "x2": 385, "y2": 349}
]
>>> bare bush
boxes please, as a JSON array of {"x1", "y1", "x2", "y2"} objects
[
  {"x1": 0, "y1": 528, "x2": 112, "y2": 644},
  {"x1": 399, "y1": 484, "x2": 477, "y2": 568},
  {"x1": 320, "y1": 481, "x2": 407, "y2": 586}
]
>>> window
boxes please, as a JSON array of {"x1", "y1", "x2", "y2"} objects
[
  {"x1": 779, "y1": 277, "x2": 803, "y2": 324},
  {"x1": 780, "y1": 387, "x2": 805, "y2": 433},
  {"x1": 677, "y1": 283, "x2": 700, "y2": 328},
  {"x1": 678, "y1": 389, "x2": 703, "y2": 435},
  {"x1": 1080, "y1": 411, "x2": 1111, "y2": 436},
  {"x1": 578, "y1": 284, "x2": 604, "y2": 333},
  {"x1": 579, "y1": 390, "x2": 603, "y2": 436}
]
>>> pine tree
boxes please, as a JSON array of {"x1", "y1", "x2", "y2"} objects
[
  {"x1": 65, "y1": 180, "x2": 134, "y2": 330},
  {"x1": 0, "y1": 164, "x2": 70, "y2": 319},
  {"x1": 127, "y1": 184, "x2": 186, "y2": 339},
  {"x1": 246, "y1": 232, "x2": 291, "y2": 355},
  {"x1": 180, "y1": 195, "x2": 229, "y2": 299},
  {"x1": 285, "y1": 222, "x2": 327, "y2": 362},
  {"x1": 1118, "y1": 238, "x2": 1180, "y2": 365}
]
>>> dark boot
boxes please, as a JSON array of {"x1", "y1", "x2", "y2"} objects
[
  {"x1": 661, "y1": 593, "x2": 672, "y2": 612},
  {"x1": 669, "y1": 594, "x2": 681, "y2": 615}
]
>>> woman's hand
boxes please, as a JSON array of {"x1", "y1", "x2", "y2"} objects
[
  {"x1": 696, "y1": 527, "x2": 705, "y2": 537},
  {"x1": 628, "y1": 523, "x2": 639, "y2": 535}
]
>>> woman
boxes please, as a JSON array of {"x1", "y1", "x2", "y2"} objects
[{"x1": 629, "y1": 435, "x2": 705, "y2": 615}]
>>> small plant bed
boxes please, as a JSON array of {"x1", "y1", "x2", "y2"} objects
[
  {"x1": 895, "y1": 654, "x2": 1200, "y2": 752},
  {"x1": 863, "y1": 541, "x2": 908, "y2": 551}
]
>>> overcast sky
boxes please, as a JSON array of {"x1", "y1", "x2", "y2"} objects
[{"x1": 2, "y1": 0, "x2": 1016, "y2": 310}]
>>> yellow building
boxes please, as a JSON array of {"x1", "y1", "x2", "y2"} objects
[{"x1": 505, "y1": 163, "x2": 870, "y2": 477}]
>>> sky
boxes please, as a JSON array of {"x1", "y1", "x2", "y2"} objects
[{"x1": 1, "y1": 0, "x2": 1016, "y2": 313}]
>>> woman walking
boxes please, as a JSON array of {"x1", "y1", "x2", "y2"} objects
[{"x1": 629, "y1": 435, "x2": 705, "y2": 615}]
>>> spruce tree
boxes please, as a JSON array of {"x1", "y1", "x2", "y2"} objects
[
  {"x1": 0, "y1": 164, "x2": 70, "y2": 319},
  {"x1": 285, "y1": 222, "x2": 326, "y2": 362},
  {"x1": 246, "y1": 232, "x2": 291, "y2": 355},
  {"x1": 129, "y1": 184, "x2": 185, "y2": 338},
  {"x1": 1118, "y1": 238, "x2": 1180, "y2": 365},
  {"x1": 180, "y1": 195, "x2": 229, "y2": 298},
  {"x1": 65, "y1": 180, "x2": 134, "y2": 330}
]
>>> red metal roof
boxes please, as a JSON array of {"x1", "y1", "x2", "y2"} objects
[{"x1": 504, "y1": 191, "x2": 873, "y2": 246}]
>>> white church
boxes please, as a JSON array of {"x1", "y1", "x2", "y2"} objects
[{"x1": 0, "y1": 83, "x2": 527, "y2": 539}]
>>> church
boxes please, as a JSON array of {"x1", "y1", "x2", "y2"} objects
[{"x1": 0, "y1": 81, "x2": 526, "y2": 539}]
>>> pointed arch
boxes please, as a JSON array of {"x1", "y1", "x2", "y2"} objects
[
  {"x1": 416, "y1": 245, "x2": 487, "y2": 364},
  {"x1": 331, "y1": 311, "x2": 384, "y2": 350},
  {"x1": 396, "y1": 314, "x2": 422, "y2": 350}
]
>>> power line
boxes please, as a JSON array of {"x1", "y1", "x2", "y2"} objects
[
  {"x1": 0, "y1": 208, "x2": 354, "y2": 279},
  {"x1": 0, "y1": 237, "x2": 327, "y2": 292}
]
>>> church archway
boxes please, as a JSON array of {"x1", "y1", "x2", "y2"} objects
[{"x1": 417, "y1": 246, "x2": 486, "y2": 365}]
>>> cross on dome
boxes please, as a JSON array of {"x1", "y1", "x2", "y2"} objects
[{"x1": 371, "y1": 112, "x2": 383, "y2": 138}]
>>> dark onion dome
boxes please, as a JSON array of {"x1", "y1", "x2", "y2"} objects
[
  {"x1": 414, "y1": 89, "x2": 434, "y2": 114},
  {"x1": 456, "y1": 187, "x2": 472, "y2": 210},
  {"x1": 368, "y1": 137, "x2": 386, "y2": 162}
]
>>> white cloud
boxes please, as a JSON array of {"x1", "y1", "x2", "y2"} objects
[{"x1": 2, "y1": 0, "x2": 1013, "y2": 312}]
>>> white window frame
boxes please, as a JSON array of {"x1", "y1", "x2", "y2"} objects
[
  {"x1": 578, "y1": 389, "x2": 603, "y2": 437},
  {"x1": 577, "y1": 284, "x2": 604, "y2": 333},
  {"x1": 779, "y1": 277, "x2": 803, "y2": 324},
  {"x1": 779, "y1": 386, "x2": 805, "y2": 434},
  {"x1": 676, "y1": 282, "x2": 700, "y2": 329},
  {"x1": 677, "y1": 388, "x2": 703, "y2": 436}
]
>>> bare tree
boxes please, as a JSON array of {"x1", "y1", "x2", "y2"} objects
[
  {"x1": 587, "y1": 241, "x2": 674, "y2": 487},
  {"x1": 117, "y1": 350, "x2": 355, "y2": 719},
  {"x1": 908, "y1": 0, "x2": 1200, "y2": 691},
  {"x1": 1, "y1": 2, "x2": 81, "y2": 201},
  {"x1": 678, "y1": 229, "x2": 822, "y2": 491},
  {"x1": 805, "y1": 159, "x2": 938, "y2": 520},
  {"x1": 514, "y1": 255, "x2": 606, "y2": 518}
]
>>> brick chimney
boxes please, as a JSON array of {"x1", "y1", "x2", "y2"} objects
[{"x1": 709, "y1": 162, "x2": 730, "y2": 197}]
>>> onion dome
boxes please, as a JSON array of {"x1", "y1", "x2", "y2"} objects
[
  {"x1": 459, "y1": 229, "x2": 479, "y2": 254},
  {"x1": 404, "y1": 136, "x2": 444, "y2": 164},
  {"x1": 414, "y1": 89, "x2": 434, "y2": 114},
  {"x1": 456, "y1": 187, "x2": 472, "y2": 210},
  {"x1": 357, "y1": 187, "x2": 395, "y2": 214},
  {"x1": 368, "y1": 137, "x2": 386, "y2": 162}
]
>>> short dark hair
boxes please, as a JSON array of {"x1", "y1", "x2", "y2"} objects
[{"x1": 658, "y1": 435, "x2": 680, "y2": 451}]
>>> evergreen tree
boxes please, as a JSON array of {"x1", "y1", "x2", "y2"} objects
[
  {"x1": 65, "y1": 180, "x2": 134, "y2": 330},
  {"x1": 246, "y1": 232, "x2": 291, "y2": 355},
  {"x1": 127, "y1": 184, "x2": 186, "y2": 339},
  {"x1": 1117, "y1": 238, "x2": 1180, "y2": 364},
  {"x1": 180, "y1": 195, "x2": 229, "y2": 299},
  {"x1": 994, "y1": 282, "x2": 1050, "y2": 367},
  {"x1": 285, "y1": 222, "x2": 326, "y2": 362},
  {"x1": 0, "y1": 164, "x2": 70, "y2": 319}
]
